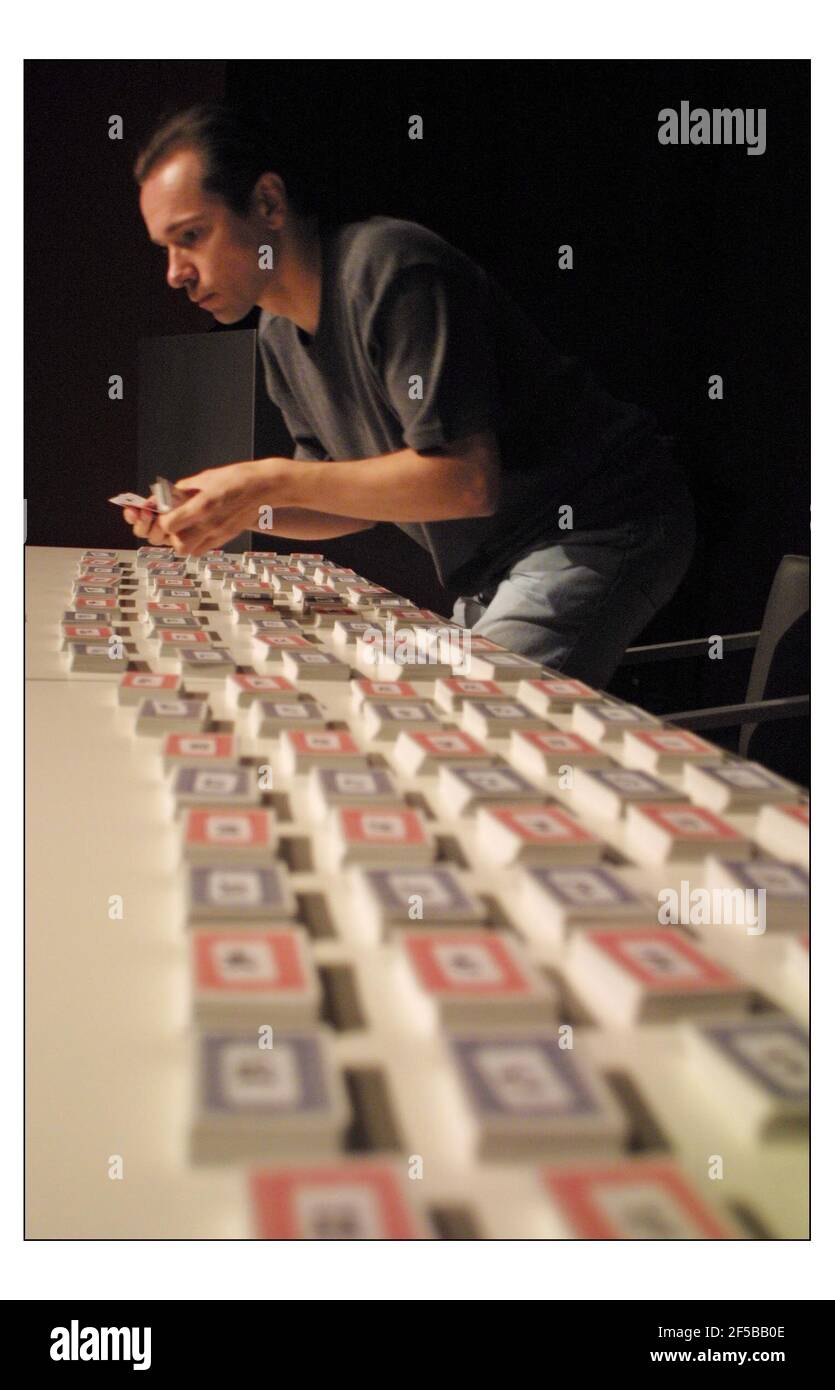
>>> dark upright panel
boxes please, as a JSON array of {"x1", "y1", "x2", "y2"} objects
[{"x1": 138, "y1": 330, "x2": 259, "y2": 552}]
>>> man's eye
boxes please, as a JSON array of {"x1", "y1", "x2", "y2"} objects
[{"x1": 179, "y1": 229, "x2": 202, "y2": 247}]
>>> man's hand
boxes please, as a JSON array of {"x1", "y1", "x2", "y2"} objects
[{"x1": 123, "y1": 459, "x2": 270, "y2": 555}]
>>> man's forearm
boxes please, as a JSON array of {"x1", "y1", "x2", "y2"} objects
[
  {"x1": 259, "y1": 510, "x2": 377, "y2": 540},
  {"x1": 252, "y1": 433, "x2": 500, "y2": 523}
]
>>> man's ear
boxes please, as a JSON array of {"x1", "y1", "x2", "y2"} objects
[{"x1": 253, "y1": 172, "x2": 287, "y2": 225}]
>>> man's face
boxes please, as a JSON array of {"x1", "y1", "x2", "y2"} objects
[{"x1": 140, "y1": 147, "x2": 274, "y2": 324}]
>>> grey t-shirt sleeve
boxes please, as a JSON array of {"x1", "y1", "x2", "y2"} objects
[{"x1": 368, "y1": 262, "x2": 500, "y2": 452}]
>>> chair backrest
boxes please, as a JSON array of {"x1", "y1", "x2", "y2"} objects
[{"x1": 739, "y1": 554, "x2": 810, "y2": 758}]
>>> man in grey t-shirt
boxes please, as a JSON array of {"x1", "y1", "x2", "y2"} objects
[{"x1": 124, "y1": 102, "x2": 695, "y2": 687}]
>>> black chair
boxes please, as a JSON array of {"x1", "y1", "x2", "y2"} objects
[{"x1": 621, "y1": 555, "x2": 810, "y2": 779}]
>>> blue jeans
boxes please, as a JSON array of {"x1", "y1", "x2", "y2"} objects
[{"x1": 452, "y1": 470, "x2": 696, "y2": 690}]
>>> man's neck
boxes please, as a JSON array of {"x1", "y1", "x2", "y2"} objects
[{"x1": 258, "y1": 217, "x2": 322, "y2": 333}]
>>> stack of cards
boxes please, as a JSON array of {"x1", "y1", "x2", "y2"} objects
[
  {"x1": 190, "y1": 1031, "x2": 350, "y2": 1162},
  {"x1": 282, "y1": 649, "x2": 352, "y2": 683},
  {"x1": 308, "y1": 767, "x2": 404, "y2": 822},
  {"x1": 328, "y1": 806, "x2": 434, "y2": 867},
  {"x1": 250, "y1": 700, "x2": 329, "y2": 737},
  {"x1": 466, "y1": 651, "x2": 544, "y2": 684},
  {"x1": 702, "y1": 857, "x2": 809, "y2": 934},
  {"x1": 625, "y1": 803, "x2": 752, "y2": 864},
  {"x1": 393, "y1": 730, "x2": 494, "y2": 775},
  {"x1": 435, "y1": 764, "x2": 545, "y2": 815},
  {"x1": 684, "y1": 761, "x2": 801, "y2": 813},
  {"x1": 362, "y1": 701, "x2": 444, "y2": 741},
  {"x1": 170, "y1": 765, "x2": 260, "y2": 816},
  {"x1": 433, "y1": 678, "x2": 505, "y2": 713},
  {"x1": 475, "y1": 805, "x2": 605, "y2": 865},
  {"x1": 249, "y1": 1162, "x2": 429, "y2": 1239},
  {"x1": 181, "y1": 808, "x2": 275, "y2": 865},
  {"x1": 350, "y1": 865, "x2": 488, "y2": 940},
  {"x1": 508, "y1": 729, "x2": 613, "y2": 780},
  {"x1": 448, "y1": 1034, "x2": 627, "y2": 1160},
  {"x1": 754, "y1": 802, "x2": 810, "y2": 867},
  {"x1": 567, "y1": 927, "x2": 752, "y2": 1025},
  {"x1": 183, "y1": 864, "x2": 297, "y2": 926},
  {"x1": 350, "y1": 679, "x2": 422, "y2": 710},
  {"x1": 279, "y1": 729, "x2": 368, "y2": 774},
  {"x1": 571, "y1": 767, "x2": 679, "y2": 820},
  {"x1": 621, "y1": 728, "x2": 725, "y2": 773},
  {"x1": 516, "y1": 676, "x2": 601, "y2": 715},
  {"x1": 541, "y1": 1160, "x2": 736, "y2": 1238},
  {"x1": 518, "y1": 866, "x2": 651, "y2": 944},
  {"x1": 136, "y1": 697, "x2": 210, "y2": 736},
  {"x1": 191, "y1": 929, "x2": 320, "y2": 1028},
  {"x1": 572, "y1": 702, "x2": 661, "y2": 746},
  {"x1": 226, "y1": 674, "x2": 302, "y2": 708},
  {"x1": 395, "y1": 930, "x2": 555, "y2": 1027},
  {"x1": 679, "y1": 1016, "x2": 809, "y2": 1141},
  {"x1": 162, "y1": 733, "x2": 239, "y2": 772},
  {"x1": 460, "y1": 700, "x2": 551, "y2": 741}
]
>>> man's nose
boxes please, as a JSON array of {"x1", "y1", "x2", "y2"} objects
[{"x1": 167, "y1": 250, "x2": 195, "y2": 291}]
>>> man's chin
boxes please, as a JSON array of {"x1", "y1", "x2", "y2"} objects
[{"x1": 211, "y1": 302, "x2": 254, "y2": 325}]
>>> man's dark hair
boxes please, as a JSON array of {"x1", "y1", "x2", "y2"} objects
[{"x1": 134, "y1": 101, "x2": 313, "y2": 217}]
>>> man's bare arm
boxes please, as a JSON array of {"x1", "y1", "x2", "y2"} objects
[{"x1": 260, "y1": 511, "x2": 376, "y2": 540}]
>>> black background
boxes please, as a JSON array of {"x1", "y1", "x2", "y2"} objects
[{"x1": 24, "y1": 58, "x2": 810, "y2": 719}]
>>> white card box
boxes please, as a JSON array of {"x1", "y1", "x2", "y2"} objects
[
  {"x1": 516, "y1": 676, "x2": 602, "y2": 715},
  {"x1": 350, "y1": 865, "x2": 488, "y2": 940},
  {"x1": 621, "y1": 727, "x2": 725, "y2": 773},
  {"x1": 136, "y1": 698, "x2": 210, "y2": 736},
  {"x1": 475, "y1": 804, "x2": 605, "y2": 866},
  {"x1": 183, "y1": 863, "x2": 297, "y2": 924},
  {"x1": 226, "y1": 674, "x2": 303, "y2": 707},
  {"x1": 519, "y1": 865, "x2": 652, "y2": 944},
  {"x1": 394, "y1": 929, "x2": 556, "y2": 1028},
  {"x1": 754, "y1": 802, "x2": 809, "y2": 867},
  {"x1": 328, "y1": 806, "x2": 434, "y2": 867},
  {"x1": 466, "y1": 651, "x2": 544, "y2": 684},
  {"x1": 170, "y1": 764, "x2": 261, "y2": 816},
  {"x1": 282, "y1": 649, "x2": 352, "y2": 683},
  {"x1": 362, "y1": 700, "x2": 443, "y2": 741},
  {"x1": 433, "y1": 678, "x2": 505, "y2": 713},
  {"x1": 460, "y1": 700, "x2": 552, "y2": 740},
  {"x1": 702, "y1": 856, "x2": 809, "y2": 933},
  {"x1": 437, "y1": 764, "x2": 547, "y2": 816},
  {"x1": 118, "y1": 672, "x2": 182, "y2": 705},
  {"x1": 508, "y1": 729, "x2": 613, "y2": 779},
  {"x1": 567, "y1": 927, "x2": 752, "y2": 1025},
  {"x1": 249, "y1": 700, "x2": 329, "y2": 737},
  {"x1": 571, "y1": 766, "x2": 679, "y2": 820},
  {"x1": 572, "y1": 702, "x2": 662, "y2": 746},
  {"x1": 67, "y1": 642, "x2": 129, "y2": 673},
  {"x1": 625, "y1": 802, "x2": 753, "y2": 864},
  {"x1": 393, "y1": 730, "x2": 495, "y2": 776},
  {"x1": 190, "y1": 1030, "x2": 350, "y2": 1163},
  {"x1": 279, "y1": 729, "x2": 368, "y2": 775},
  {"x1": 191, "y1": 928, "x2": 321, "y2": 1029},
  {"x1": 679, "y1": 1016, "x2": 809, "y2": 1141},
  {"x1": 308, "y1": 767, "x2": 405, "y2": 822},
  {"x1": 181, "y1": 808, "x2": 277, "y2": 865},
  {"x1": 684, "y1": 761, "x2": 802, "y2": 813},
  {"x1": 448, "y1": 1034, "x2": 627, "y2": 1161}
]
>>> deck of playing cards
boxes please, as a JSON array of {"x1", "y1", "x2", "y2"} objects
[
  {"x1": 679, "y1": 1016, "x2": 809, "y2": 1141},
  {"x1": 249, "y1": 1161, "x2": 429, "y2": 1239},
  {"x1": 190, "y1": 1031, "x2": 350, "y2": 1162},
  {"x1": 191, "y1": 929, "x2": 320, "y2": 1028},
  {"x1": 395, "y1": 930, "x2": 556, "y2": 1028},
  {"x1": 567, "y1": 927, "x2": 752, "y2": 1025},
  {"x1": 447, "y1": 1033, "x2": 627, "y2": 1161}
]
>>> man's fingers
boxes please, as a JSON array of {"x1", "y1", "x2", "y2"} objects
[{"x1": 158, "y1": 493, "x2": 208, "y2": 537}]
